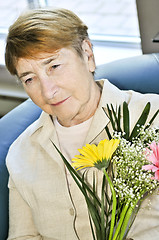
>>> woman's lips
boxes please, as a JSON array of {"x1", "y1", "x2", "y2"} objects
[{"x1": 51, "y1": 96, "x2": 70, "y2": 106}]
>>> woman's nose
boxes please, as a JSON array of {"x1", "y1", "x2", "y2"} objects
[{"x1": 40, "y1": 75, "x2": 58, "y2": 100}]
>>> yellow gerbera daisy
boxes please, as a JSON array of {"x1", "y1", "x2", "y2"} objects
[{"x1": 72, "y1": 139, "x2": 120, "y2": 170}]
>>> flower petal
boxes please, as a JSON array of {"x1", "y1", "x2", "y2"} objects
[
  {"x1": 148, "y1": 153, "x2": 159, "y2": 165},
  {"x1": 71, "y1": 139, "x2": 120, "y2": 171},
  {"x1": 97, "y1": 141, "x2": 104, "y2": 160},
  {"x1": 142, "y1": 165, "x2": 159, "y2": 172},
  {"x1": 155, "y1": 170, "x2": 159, "y2": 181},
  {"x1": 104, "y1": 139, "x2": 120, "y2": 160}
]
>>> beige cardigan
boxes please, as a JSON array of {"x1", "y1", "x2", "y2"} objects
[{"x1": 6, "y1": 79, "x2": 159, "y2": 240}]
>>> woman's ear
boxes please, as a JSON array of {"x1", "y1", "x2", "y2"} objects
[{"x1": 82, "y1": 40, "x2": 96, "y2": 73}]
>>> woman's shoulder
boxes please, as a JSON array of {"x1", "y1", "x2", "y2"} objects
[
  {"x1": 6, "y1": 111, "x2": 50, "y2": 169},
  {"x1": 100, "y1": 78, "x2": 159, "y2": 106},
  {"x1": 99, "y1": 79, "x2": 159, "y2": 128}
]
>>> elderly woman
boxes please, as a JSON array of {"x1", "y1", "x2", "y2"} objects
[{"x1": 5, "y1": 8, "x2": 159, "y2": 240}]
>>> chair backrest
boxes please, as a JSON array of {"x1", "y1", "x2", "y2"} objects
[
  {"x1": 0, "y1": 99, "x2": 42, "y2": 240},
  {"x1": 0, "y1": 53, "x2": 159, "y2": 239},
  {"x1": 95, "y1": 53, "x2": 159, "y2": 94}
]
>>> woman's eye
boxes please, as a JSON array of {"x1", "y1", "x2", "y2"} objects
[
  {"x1": 52, "y1": 64, "x2": 60, "y2": 69},
  {"x1": 24, "y1": 78, "x2": 33, "y2": 84}
]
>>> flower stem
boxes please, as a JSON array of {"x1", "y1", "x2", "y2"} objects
[
  {"x1": 112, "y1": 202, "x2": 130, "y2": 240},
  {"x1": 119, "y1": 195, "x2": 141, "y2": 240},
  {"x1": 103, "y1": 168, "x2": 117, "y2": 240},
  {"x1": 118, "y1": 204, "x2": 135, "y2": 240}
]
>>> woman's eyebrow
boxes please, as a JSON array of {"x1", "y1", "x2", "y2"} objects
[
  {"x1": 18, "y1": 71, "x2": 33, "y2": 80},
  {"x1": 42, "y1": 56, "x2": 58, "y2": 66}
]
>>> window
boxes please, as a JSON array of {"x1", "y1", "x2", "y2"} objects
[
  {"x1": 0, "y1": 0, "x2": 141, "y2": 65},
  {"x1": 0, "y1": 0, "x2": 139, "y2": 38},
  {"x1": 46, "y1": 0, "x2": 140, "y2": 43}
]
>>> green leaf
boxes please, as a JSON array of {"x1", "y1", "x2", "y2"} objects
[
  {"x1": 123, "y1": 102, "x2": 129, "y2": 139},
  {"x1": 111, "y1": 104, "x2": 122, "y2": 132},
  {"x1": 103, "y1": 104, "x2": 122, "y2": 139},
  {"x1": 106, "y1": 104, "x2": 117, "y2": 131},
  {"x1": 104, "y1": 102, "x2": 158, "y2": 143},
  {"x1": 103, "y1": 169, "x2": 117, "y2": 240},
  {"x1": 101, "y1": 175, "x2": 106, "y2": 239},
  {"x1": 88, "y1": 214, "x2": 97, "y2": 240},
  {"x1": 84, "y1": 196, "x2": 101, "y2": 237},
  {"x1": 103, "y1": 105, "x2": 119, "y2": 139},
  {"x1": 105, "y1": 125, "x2": 112, "y2": 140},
  {"x1": 117, "y1": 105, "x2": 121, "y2": 132},
  {"x1": 52, "y1": 141, "x2": 101, "y2": 207},
  {"x1": 82, "y1": 172, "x2": 102, "y2": 239},
  {"x1": 52, "y1": 141, "x2": 104, "y2": 239},
  {"x1": 129, "y1": 102, "x2": 151, "y2": 141},
  {"x1": 145, "y1": 109, "x2": 159, "y2": 130},
  {"x1": 87, "y1": 173, "x2": 98, "y2": 240}
]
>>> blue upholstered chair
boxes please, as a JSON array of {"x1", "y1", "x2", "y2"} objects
[{"x1": 0, "y1": 53, "x2": 159, "y2": 239}]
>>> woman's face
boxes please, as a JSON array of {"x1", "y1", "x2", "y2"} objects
[{"x1": 16, "y1": 41, "x2": 100, "y2": 126}]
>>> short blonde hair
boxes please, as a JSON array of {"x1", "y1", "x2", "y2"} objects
[{"x1": 5, "y1": 8, "x2": 89, "y2": 75}]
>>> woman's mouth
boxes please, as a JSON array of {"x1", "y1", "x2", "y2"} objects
[{"x1": 51, "y1": 96, "x2": 70, "y2": 106}]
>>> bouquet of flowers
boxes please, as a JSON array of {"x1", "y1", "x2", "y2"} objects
[{"x1": 53, "y1": 102, "x2": 159, "y2": 240}]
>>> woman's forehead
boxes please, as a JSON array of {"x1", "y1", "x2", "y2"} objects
[
  {"x1": 16, "y1": 47, "x2": 79, "y2": 72},
  {"x1": 17, "y1": 47, "x2": 77, "y2": 63}
]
